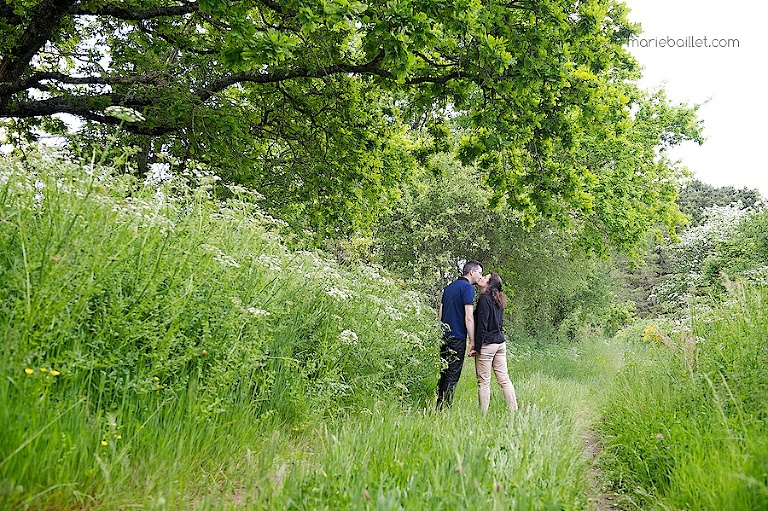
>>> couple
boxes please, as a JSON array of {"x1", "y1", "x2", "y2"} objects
[{"x1": 436, "y1": 260, "x2": 518, "y2": 413}]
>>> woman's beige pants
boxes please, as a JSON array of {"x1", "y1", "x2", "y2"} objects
[{"x1": 475, "y1": 342, "x2": 518, "y2": 413}]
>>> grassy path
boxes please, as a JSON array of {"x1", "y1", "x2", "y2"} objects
[
  {"x1": 492, "y1": 336, "x2": 630, "y2": 511},
  {"x1": 1, "y1": 336, "x2": 634, "y2": 510},
  {"x1": 248, "y1": 336, "x2": 633, "y2": 510}
]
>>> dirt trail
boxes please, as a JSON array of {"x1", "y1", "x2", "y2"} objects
[{"x1": 583, "y1": 429, "x2": 625, "y2": 511}]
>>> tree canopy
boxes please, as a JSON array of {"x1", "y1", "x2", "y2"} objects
[
  {"x1": 677, "y1": 179, "x2": 764, "y2": 227},
  {"x1": 1, "y1": 1, "x2": 636, "y2": 125},
  {"x1": 1, "y1": 0, "x2": 701, "y2": 243}
]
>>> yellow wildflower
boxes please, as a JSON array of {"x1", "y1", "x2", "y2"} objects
[
  {"x1": 115, "y1": 434, "x2": 122, "y2": 440},
  {"x1": 40, "y1": 367, "x2": 48, "y2": 372},
  {"x1": 100, "y1": 440, "x2": 108, "y2": 446},
  {"x1": 642, "y1": 325, "x2": 662, "y2": 344},
  {"x1": 25, "y1": 368, "x2": 34, "y2": 375},
  {"x1": 153, "y1": 376, "x2": 160, "y2": 381},
  {"x1": 51, "y1": 370, "x2": 60, "y2": 376}
]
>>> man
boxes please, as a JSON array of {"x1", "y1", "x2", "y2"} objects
[{"x1": 436, "y1": 260, "x2": 483, "y2": 408}]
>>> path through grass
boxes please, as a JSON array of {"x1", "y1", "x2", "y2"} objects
[{"x1": 237, "y1": 336, "x2": 631, "y2": 510}]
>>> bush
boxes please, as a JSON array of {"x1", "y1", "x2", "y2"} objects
[{"x1": 656, "y1": 205, "x2": 768, "y2": 308}]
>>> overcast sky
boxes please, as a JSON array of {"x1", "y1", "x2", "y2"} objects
[{"x1": 621, "y1": 0, "x2": 768, "y2": 197}]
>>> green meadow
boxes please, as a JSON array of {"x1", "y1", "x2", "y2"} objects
[{"x1": 1, "y1": 156, "x2": 766, "y2": 510}]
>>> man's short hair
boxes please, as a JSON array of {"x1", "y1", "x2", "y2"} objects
[{"x1": 462, "y1": 260, "x2": 481, "y2": 276}]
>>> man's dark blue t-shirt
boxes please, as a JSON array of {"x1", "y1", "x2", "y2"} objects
[{"x1": 441, "y1": 277, "x2": 475, "y2": 340}]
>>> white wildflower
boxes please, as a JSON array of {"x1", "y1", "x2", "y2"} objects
[
  {"x1": 365, "y1": 294, "x2": 385, "y2": 306},
  {"x1": 394, "y1": 329, "x2": 424, "y2": 347},
  {"x1": 256, "y1": 253, "x2": 282, "y2": 272},
  {"x1": 247, "y1": 307, "x2": 271, "y2": 317},
  {"x1": 215, "y1": 253, "x2": 240, "y2": 268},
  {"x1": 201, "y1": 243, "x2": 240, "y2": 268},
  {"x1": 33, "y1": 179, "x2": 45, "y2": 204},
  {"x1": 296, "y1": 270, "x2": 316, "y2": 280},
  {"x1": 253, "y1": 209, "x2": 286, "y2": 226},
  {"x1": 384, "y1": 304, "x2": 404, "y2": 321},
  {"x1": 360, "y1": 266, "x2": 382, "y2": 279},
  {"x1": 326, "y1": 286, "x2": 349, "y2": 300},
  {"x1": 339, "y1": 329, "x2": 358, "y2": 345}
]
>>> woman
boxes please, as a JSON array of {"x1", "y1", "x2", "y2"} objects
[{"x1": 472, "y1": 273, "x2": 518, "y2": 414}]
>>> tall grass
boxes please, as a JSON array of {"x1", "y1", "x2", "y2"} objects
[
  {"x1": 1, "y1": 152, "x2": 635, "y2": 509},
  {"x1": 599, "y1": 290, "x2": 768, "y2": 510},
  {"x1": 0, "y1": 153, "x2": 439, "y2": 508}
]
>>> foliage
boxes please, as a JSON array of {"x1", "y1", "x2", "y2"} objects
[
  {"x1": 655, "y1": 205, "x2": 768, "y2": 308},
  {"x1": 599, "y1": 286, "x2": 768, "y2": 510},
  {"x1": 678, "y1": 179, "x2": 763, "y2": 227},
  {"x1": 0, "y1": 0, "x2": 672, "y2": 237},
  {"x1": 373, "y1": 153, "x2": 498, "y2": 294},
  {"x1": 0, "y1": 150, "x2": 444, "y2": 506},
  {"x1": 0, "y1": 150, "x2": 442, "y2": 412},
  {"x1": 610, "y1": 181, "x2": 765, "y2": 319},
  {"x1": 373, "y1": 156, "x2": 627, "y2": 342},
  {"x1": 73, "y1": 79, "x2": 416, "y2": 239},
  {"x1": 371, "y1": 83, "x2": 703, "y2": 286},
  {"x1": 570, "y1": 88, "x2": 702, "y2": 255},
  {"x1": 609, "y1": 244, "x2": 671, "y2": 320},
  {"x1": 0, "y1": 154, "x2": 635, "y2": 509},
  {"x1": 698, "y1": 209, "x2": 768, "y2": 292}
]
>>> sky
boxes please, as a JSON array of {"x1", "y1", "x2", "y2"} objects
[{"x1": 621, "y1": 0, "x2": 768, "y2": 197}]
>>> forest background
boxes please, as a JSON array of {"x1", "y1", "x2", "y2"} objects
[{"x1": 1, "y1": 1, "x2": 767, "y2": 509}]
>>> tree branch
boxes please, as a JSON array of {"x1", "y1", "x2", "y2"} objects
[
  {"x1": 195, "y1": 52, "x2": 464, "y2": 102},
  {"x1": 3, "y1": 71, "x2": 166, "y2": 96},
  {"x1": 2, "y1": 58, "x2": 466, "y2": 134},
  {"x1": 0, "y1": 0, "x2": 79, "y2": 110},
  {"x1": 70, "y1": 1, "x2": 199, "y2": 20},
  {"x1": 196, "y1": 58, "x2": 392, "y2": 102},
  {"x1": 3, "y1": 94, "x2": 183, "y2": 135},
  {"x1": 256, "y1": 0, "x2": 287, "y2": 14}
]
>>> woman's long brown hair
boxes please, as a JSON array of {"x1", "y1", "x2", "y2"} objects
[{"x1": 486, "y1": 273, "x2": 507, "y2": 309}]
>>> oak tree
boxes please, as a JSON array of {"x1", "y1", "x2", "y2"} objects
[{"x1": 1, "y1": 0, "x2": 682, "y2": 238}]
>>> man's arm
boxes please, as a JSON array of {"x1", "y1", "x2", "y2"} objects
[
  {"x1": 438, "y1": 303, "x2": 443, "y2": 321},
  {"x1": 464, "y1": 303, "x2": 475, "y2": 356}
]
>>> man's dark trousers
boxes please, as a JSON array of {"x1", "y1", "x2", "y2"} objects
[{"x1": 436, "y1": 335, "x2": 466, "y2": 408}]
